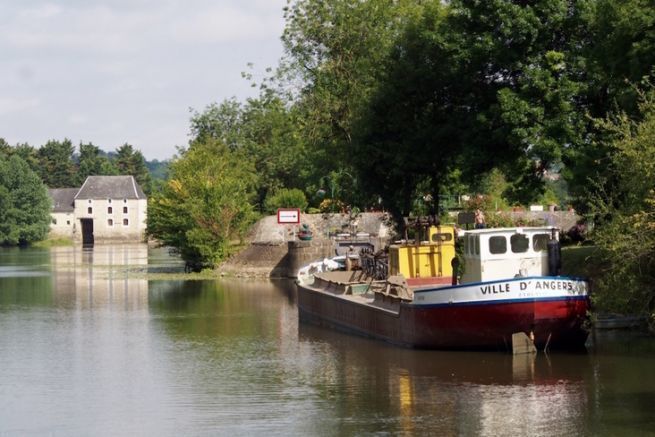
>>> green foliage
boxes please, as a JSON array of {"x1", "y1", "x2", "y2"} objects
[
  {"x1": 77, "y1": 142, "x2": 118, "y2": 185},
  {"x1": 115, "y1": 143, "x2": 152, "y2": 194},
  {"x1": 190, "y1": 96, "x2": 307, "y2": 212},
  {"x1": 280, "y1": 0, "x2": 424, "y2": 209},
  {"x1": 590, "y1": 88, "x2": 655, "y2": 320},
  {"x1": 319, "y1": 198, "x2": 345, "y2": 213},
  {"x1": 264, "y1": 188, "x2": 308, "y2": 214},
  {"x1": 37, "y1": 139, "x2": 76, "y2": 188},
  {"x1": 0, "y1": 155, "x2": 51, "y2": 245},
  {"x1": 593, "y1": 195, "x2": 655, "y2": 320},
  {"x1": 147, "y1": 140, "x2": 257, "y2": 269}
]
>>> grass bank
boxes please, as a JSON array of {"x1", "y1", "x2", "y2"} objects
[{"x1": 32, "y1": 237, "x2": 74, "y2": 248}]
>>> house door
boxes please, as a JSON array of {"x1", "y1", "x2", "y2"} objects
[{"x1": 80, "y1": 218, "x2": 94, "y2": 246}]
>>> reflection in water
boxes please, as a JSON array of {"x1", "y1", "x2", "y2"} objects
[
  {"x1": 296, "y1": 323, "x2": 591, "y2": 436},
  {"x1": 50, "y1": 244, "x2": 149, "y2": 310},
  {"x1": 1, "y1": 246, "x2": 655, "y2": 435}
]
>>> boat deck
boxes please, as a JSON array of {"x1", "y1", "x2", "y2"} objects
[{"x1": 309, "y1": 271, "x2": 417, "y2": 314}]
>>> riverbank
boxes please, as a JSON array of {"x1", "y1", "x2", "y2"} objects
[{"x1": 217, "y1": 212, "x2": 392, "y2": 278}]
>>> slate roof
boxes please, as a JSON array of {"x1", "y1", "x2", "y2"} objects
[
  {"x1": 48, "y1": 188, "x2": 78, "y2": 212},
  {"x1": 75, "y1": 175, "x2": 147, "y2": 200}
]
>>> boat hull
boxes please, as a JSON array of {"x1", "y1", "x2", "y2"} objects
[{"x1": 297, "y1": 276, "x2": 589, "y2": 350}]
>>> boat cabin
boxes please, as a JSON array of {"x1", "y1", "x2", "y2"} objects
[
  {"x1": 388, "y1": 225, "x2": 456, "y2": 286},
  {"x1": 460, "y1": 227, "x2": 558, "y2": 283}
]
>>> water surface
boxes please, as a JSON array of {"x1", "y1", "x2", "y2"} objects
[{"x1": 0, "y1": 245, "x2": 654, "y2": 436}]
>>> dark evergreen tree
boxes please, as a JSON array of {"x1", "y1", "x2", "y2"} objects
[
  {"x1": 37, "y1": 139, "x2": 76, "y2": 188},
  {"x1": 115, "y1": 143, "x2": 152, "y2": 193}
]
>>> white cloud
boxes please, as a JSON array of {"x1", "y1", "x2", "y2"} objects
[
  {"x1": 0, "y1": 0, "x2": 287, "y2": 160},
  {"x1": 0, "y1": 97, "x2": 41, "y2": 116}
]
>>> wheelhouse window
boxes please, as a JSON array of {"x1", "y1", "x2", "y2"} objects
[
  {"x1": 510, "y1": 234, "x2": 529, "y2": 253},
  {"x1": 464, "y1": 235, "x2": 479, "y2": 255},
  {"x1": 488, "y1": 236, "x2": 507, "y2": 254},
  {"x1": 533, "y1": 234, "x2": 550, "y2": 252}
]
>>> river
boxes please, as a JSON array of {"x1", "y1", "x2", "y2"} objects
[{"x1": 0, "y1": 244, "x2": 654, "y2": 436}]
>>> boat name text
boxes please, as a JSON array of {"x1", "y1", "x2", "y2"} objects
[{"x1": 480, "y1": 280, "x2": 578, "y2": 295}]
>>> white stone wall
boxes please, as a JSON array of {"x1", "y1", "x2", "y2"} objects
[
  {"x1": 73, "y1": 198, "x2": 147, "y2": 242},
  {"x1": 49, "y1": 212, "x2": 75, "y2": 238}
]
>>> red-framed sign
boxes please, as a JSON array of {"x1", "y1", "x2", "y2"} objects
[{"x1": 277, "y1": 208, "x2": 301, "y2": 224}]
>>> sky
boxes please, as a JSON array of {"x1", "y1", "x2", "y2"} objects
[{"x1": 0, "y1": 0, "x2": 288, "y2": 160}]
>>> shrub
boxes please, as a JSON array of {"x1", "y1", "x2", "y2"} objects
[{"x1": 264, "y1": 188, "x2": 308, "y2": 214}]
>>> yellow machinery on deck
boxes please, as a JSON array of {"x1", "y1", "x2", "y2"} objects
[{"x1": 388, "y1": 225, "x2": 456, "y2": 280}]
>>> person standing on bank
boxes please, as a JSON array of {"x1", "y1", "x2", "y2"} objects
[{"x1": 475, "y1": 209, "x2": 486, "y2": 229}]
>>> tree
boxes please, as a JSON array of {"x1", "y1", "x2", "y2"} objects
[
  {"x1": 76, "y1": 142, "x2": 117, "y2": 185},
  {"x1": 590, "y1": 88, "x2": 655, "y2": 323},
  {"x1": 350, "y1": 0, "x2": 595, "y2": 225},
  {"x1": 280, "y1": 0, "x2": 424, "y2": 207},
  {"x1": 190, "y1": 95, "x2": 307, "y2": 212},
  {"x1": 115, "y1": 143, "x2": 152, "y2": 194},
  {"x1": 147, "y1": 140, "x2": 257, "y2": 269},
  {"x1": 563, "y1": 0, "x2": 655, "y2": 208},
  {"x1": 0, "y1": 155, "x2": 51, "y2": 245},
  {"x1": 37, "y1": 139, "x2": 76, "y2": 188},
  {"x1": 0, "y1": 138, "x2": 10, "y2": 156}
]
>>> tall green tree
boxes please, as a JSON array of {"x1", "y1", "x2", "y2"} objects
[
  {"x1": 351, "y1": 0, "x2": 594, "y2": 223},
  {"x1": 76, "y1": 142, "x2": 118, "y2": 185},
  {"x1": 0, "y1": 138, "x2": 10, "y2": 156},
  {"x1": 563, "y1": 0, "x2": 655, "y2": 207},
  {"x1": 589, "y1": 89, "x2": 655, "y2": 322},
  {"x1": 0, "y1": 155, "x2": 51, "y2": 245},
  {"x1": 280, "y1": 0, "x2": 425, "y2": 207},
  {"x1": 190, "y1": 95, "x2": 307, "y2": 212},
  {"x1": 115, "y1": 143, "x2": 152, "y2": 193},
  {"x1": 147, "y1": 140, "x2": 257, "y2": 269},
  {"x1": 37, "y1": 139, "x2": 76, "y2": 188}
]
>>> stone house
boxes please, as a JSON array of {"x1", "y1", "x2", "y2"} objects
[{"x1": 48, "y1": 175, "x2": 147, "y2": 244}]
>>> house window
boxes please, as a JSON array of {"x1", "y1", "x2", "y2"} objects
[
  {"x1": 88, "y1": 199, "x2": 92, "y2": 204},
  {"x1": 108, "y1": 207, "x2": 113, "y2": 214},
  {"x1": 108, "y1": 219, "x2": 113, "y2": 226},
  {"x1": 489, "y1": 236, "x2": 507, "y2": 254},
  {"x1": 66, "y1": 220, "x2": 70, "y2": 225},
  {"x1": 108, "y1": 199, "x2": 112, "y2": 204},
  {"x1": 52, "y1": 218, "x2": 57, "y2": 225},
  {"x1": 123, "y1": 199, "x2": 127, "y2": 203},
  {"x1": 123, "y1": 206, "x2": 128, "y2": 214},
  {"x1": 88, "y1": 207, "x2": 92, "y2": 214},
  {"x1": 123, "y1": 218, "x2": 129, "y2": 226}
]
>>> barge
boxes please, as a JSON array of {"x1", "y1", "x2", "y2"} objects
[{"x1": 296, "y1": 225, "x2": 589, "y2": 351}]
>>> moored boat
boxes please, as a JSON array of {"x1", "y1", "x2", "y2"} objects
[{"x1": 296, "y1": 224, "x2": 589, "y2": 351}]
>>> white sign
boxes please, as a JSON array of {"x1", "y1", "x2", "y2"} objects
[{"x1": 277, "y1": 208, "x2": 300, "y2": 224}]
